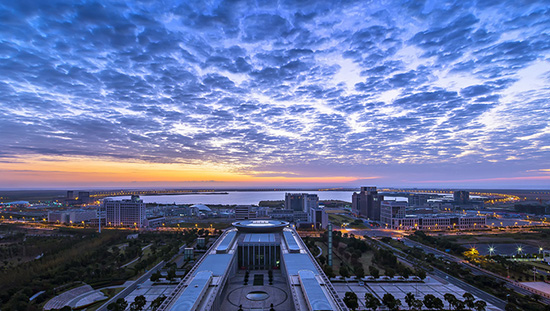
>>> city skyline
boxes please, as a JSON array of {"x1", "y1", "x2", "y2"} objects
[{"x1": 1, "y1": 0, "x2": 549, "y2": 189}]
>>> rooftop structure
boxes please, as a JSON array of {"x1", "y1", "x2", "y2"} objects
[
  {"x1": 233, "y1": 219, "x2": 289, "y2": 233},
  {"x1": 159, "y1": 220, "x2": 347, "y2": 311}
]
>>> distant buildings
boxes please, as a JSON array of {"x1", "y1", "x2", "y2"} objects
[
  {"x1": 380, "y1": 200, "x2": 486, "y2": 230},
  {"x1": 311, "y1": 206, "x2": 329, "y2": 230},
  {"x1": 281, "y1": 193, "x2": 327, "y2": 228},
  {"x1": 380, "y1": 200, "x2": 407, "y2": 225},
  {"x1": 102, "y1": 195, "x2": 146, "y2": 228},
  {"x1": 47, "y1": 209, "x2": 96, "y2": 224},
  {"x1": 454, "y1": 190, "x2": 470, "y2": 204},
  {"x1": 235, "y1": 205, "x2": 256, "y2": 220},
  {"x1": 352, "y1": 186, "x2": 384, "y2": 220},
  {"x1": 64, "y1": 190, "x2": 93, "y2": 206},
  {"x1": 284, "y1": 193, "x2": 319, "y2": 214}
]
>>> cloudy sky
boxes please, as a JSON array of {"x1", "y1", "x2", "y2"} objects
[{"x1": 1, "y1": 0, "x2": 549, "y2": 189}]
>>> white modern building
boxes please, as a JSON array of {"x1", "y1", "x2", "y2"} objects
[
  {"x1": 381, "y1": 200, "x2": 486, "y2": 230},
  {"x1": 103, "y1": 195, "x2": 146, "y2": 228}
]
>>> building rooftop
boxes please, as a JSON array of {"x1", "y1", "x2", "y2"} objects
[
  {"x1": 232, "y1": 219, "x2": 289, "y2": 233},
  {"x1": 283, "y1": 231, "x2": 301, "y2": 253},
  {"x1": 283, "y1": 253, "x2": 318, "y2": 276},
  {"x1": 192, "y1": 253, "x2": 233, "y2": 277},
  {"x1": 160, "y1": 223, "x2": 346, "y2": 311},
  {"x1": 171, "y1": 271, "x2": 212, "y2": 311},
  {"x1": 243, "y1": 233, "x2": 276, "y2": 243},
  {"x1": 298, "y1": 270, "x2": 334, "y2": 311},
  {"x1": 215, "y1": 230, "x2": 237, "y2": 253}
]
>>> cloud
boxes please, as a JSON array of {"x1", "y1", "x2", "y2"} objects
[{"x1": 0, "y1": 0, "x2": 549, "y2": 187}]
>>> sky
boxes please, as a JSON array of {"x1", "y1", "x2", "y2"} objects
[{"x1": 0, "y1": 0, "x2": 549, "y2": 189}]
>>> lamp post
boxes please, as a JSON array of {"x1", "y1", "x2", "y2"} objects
[{"x1": 489, "y1": 246, "x2": 495, "y2": 256}]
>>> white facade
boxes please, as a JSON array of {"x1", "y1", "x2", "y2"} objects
[
  {"x1": 389, "y1": 215, "x2": 486, "y2": 230},
  {"x1": 103, "y1": 196, "x2": 146, "y2": 228}
]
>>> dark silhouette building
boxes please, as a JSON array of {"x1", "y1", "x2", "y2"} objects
[
  {"x1": 352, "y1": 186, "x2": 384, "y2": 220},
  {"x1": 453, "y1": 191, "x2": 470, "y2": 204}
]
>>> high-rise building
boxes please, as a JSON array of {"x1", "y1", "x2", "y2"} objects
[
  {"x1": 103, "y1": 195, "x2": 146, "y2": 228},
  {"x1": 352, "y1": 186, "x2": 384, "y2": 220},
  {"x1": 311, "y1": 207, "x2": 329, "y2": 229},
  {"x1": 453, "y1": 191, "x2": 470, "y2": 204},
  {"x1": 285, "y1": 193, "x2": 303, "y2": 211},
  {"x1": 284, "y1": 193, "x2": 319, "y2": 213}
]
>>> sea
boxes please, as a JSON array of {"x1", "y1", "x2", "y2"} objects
[{"x1": 107, "y1": 190, "x2": 409, "y2": 206}]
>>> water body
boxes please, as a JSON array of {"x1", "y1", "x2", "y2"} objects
[
  {"x1": 467, "y1": 243, "x2": 539, "y2": 256},
  {"x1": 108, "y1": 191, "x2": 407, "y2": 206}
]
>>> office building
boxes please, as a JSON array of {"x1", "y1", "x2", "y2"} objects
[
  {"x1": 380, "y1": 200, "x2": 486, "y2": 230},
  {"x1": 284, "y1": 193, "x2": 319, "y2": 214},
  {"x1": 380, "y1": 201, "x2": 407, "y2": 226},
  {"x1": 103, "y1": 195, "x2": 146, "y2": 228},
  {"x1": 235, "y1": 205, "x2": 256, "y2": 220},
  {"x1": 159, "y1": 220, "x2": 346, "y2": 311},
  {"x1": 311, "y1": 207, "x2": 329, "y2": 229},
  {"x1": 352, "y1": 186, "x2": 384, "y2": 220}
]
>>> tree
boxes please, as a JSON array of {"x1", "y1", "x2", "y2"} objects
[
  {"x1": 415, "y1": 268, "x2": 426, "y2": 280},
  {"x1": 369, "y1": 265, "x2": 380, "y2": 278},
  {"x1": 463, "y1": 293, "x2": 475, "y2": 310},
  {"x1": 405, "y1": 292, "x2": 416, "y2": 310},
  {"x1": 323, "y1": 265, "x2": 335, "y2": 278},
  {"x1": 107, "y1": 298, "x2": 128, "y2": 311},
  {"x1": 424, "y1": 294, "x2": 444, "y2": 310},
  {"x1": 463, "y1": 248, "x2": 480, "y2": 262},
  {"x1": 130, "y1": 295, "x2": 146, "y2": 311},
  {"x1": 412, "y1": 299, "x2": 423, "y2": 311},
  {"x1": 150, "y1": 295, "x2": 166, "y2": 311},
  {"x1": 423, "y1": 294, "x2": 437, "y2": 310},
  {"x1": 340, "y1": 265, "x2": 350, "y2": 278},
  {"x1": 444, "y1": 293, "x2": 457, "y2": 311},
  {"x1": 167, "y1": 267, "x2": 176, "y2": 281},
  {"x1": 474, "y1": 300, "x2": 487, "y2": 311},
  {"x1": 365, "y1": 293, "x2": 381, "y2": 311},
  {"x1": 150, "y1": 270, "x2": 161, "y2": 282},
  {"x1": 455, "y1": 300, "x2": 466, "y2": 311},
  {"x1": 354, "y1": 265, "x2": 365, "y2": 278},
  {"x1": 382, "y1": 293, "x2": 402, "y2": 311},
  {"x1": 343, "y1": 291, "x2": 359, "y2": 310},
  {"x1": 433, "y1": 297, "x2": 445, "y2": 310}
]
